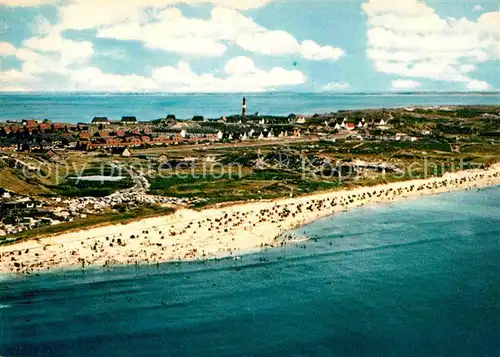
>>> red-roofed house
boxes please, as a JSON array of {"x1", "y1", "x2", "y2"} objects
[
  {"x1": 52, "y1": 123, "x2": 67, "y2": 130},
  {"x1": 79, "y1": 131, "x2": 92, "y2": 139},
  {"x1": 345, "y1": 123, "x2": 355, "y2": 131},
  {"x1": 38, "y1": 123, "x2": 51, "y2": 132},
  {"x1": 97, "y1": 131, "x2": 111, "y2": 137},
  {"x1": 23, "y1": 119, "x2": 37, "y2": 128}
]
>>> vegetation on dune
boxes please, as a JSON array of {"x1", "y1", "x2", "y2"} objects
[
  {"x1": 45, "y1": 165, "x2": 135, "y2": 197},
  {"x1": 148, "y1": 169, "x2": 342, "y2": 207},
  {"x1": 0, "y1": 205, "x2": 175, "y2": 245},
  {"x1": 52, "y1": 178, "x2": 134, "y2": 198}
]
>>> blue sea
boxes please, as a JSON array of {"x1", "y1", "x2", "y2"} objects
[
  {"x1": 1, "y1": 92, "x2": 499, "y2": 123},
  {"x1": 1, "y1": 187, "x2": 499, "y2": 356}
]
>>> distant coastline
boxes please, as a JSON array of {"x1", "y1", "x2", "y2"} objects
[
  {"x1": 1, "y1": 91, "x2": 500, "y2": 95},
  {"x1": 1, "y1": 93, "x2": 499, "y2": 123}
]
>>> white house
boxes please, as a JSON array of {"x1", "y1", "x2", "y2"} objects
[
  {"x1": 296, "y1": 116, "x2": 306, "y2": 124},
  {"x1": 242, "y1": 132, "x2": 248, "y2": 141},
  {"x1": 180, "y1": 129, "x2": 187, "y2": 138},
  {"x1": 377, "y1": 119, "x2": 386, "y2": 126},
  {"x1": 122, "y1": 148, "x2": 131, "y2": 157},
  {"x1": 217, "y1": 130, "x2": 223, "y2": 140},
  {"x1": 258, "y1": 132, "x2": 264, "y2": 140},
  {"x1": 334, "y1": 123, "x2": 341, "y2": 130}
]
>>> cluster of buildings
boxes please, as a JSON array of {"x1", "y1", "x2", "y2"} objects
[
  {"x1": 0, "y1": 97, "x2": 414, "y2": 157},
  {"x1": 0, "y1": 170, "x2": 206, "y2": 237}
]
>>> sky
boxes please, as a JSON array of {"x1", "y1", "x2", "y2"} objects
[{"x1": 0, "y1": 0, "x2": 499, "y2": 93}]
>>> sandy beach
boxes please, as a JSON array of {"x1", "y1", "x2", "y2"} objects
[{"x1": 2, "y1": 165, "x2": 500, "y2": 274}]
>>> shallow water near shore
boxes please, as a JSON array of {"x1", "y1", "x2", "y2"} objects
[{"x1": 1, "y1": 187, "x2": 499, "y2": 356}]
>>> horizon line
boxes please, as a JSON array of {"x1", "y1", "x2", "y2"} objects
[{"x1": 1, "y1": 91, "x2": 499, "y2": 95}]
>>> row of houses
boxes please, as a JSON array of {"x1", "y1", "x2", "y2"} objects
[
  {"x1": 80, "y1": 130, "x2": 221, "y2": 150},
  {"x1": 91, "y1": 116, "x2": 138, "y2": 125},
  {"x1": 0, "y1": 121, "x2": 89, "y2": 137}
]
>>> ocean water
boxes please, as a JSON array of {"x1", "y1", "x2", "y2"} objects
[
  {"x1": 1, "y1": 187, "x2": 499, "y2": 356},
  {"x1": 1, "y1": 92, "x2": 499, "y2": 123}
]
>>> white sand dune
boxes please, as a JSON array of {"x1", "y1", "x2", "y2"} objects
[{"x1": 2, "y1": 165, "x2": 500, "y2": 274}]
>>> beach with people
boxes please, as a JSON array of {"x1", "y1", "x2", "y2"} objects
[{"x1": 1, "y1": 164, "x2": 499, "y2": 274}]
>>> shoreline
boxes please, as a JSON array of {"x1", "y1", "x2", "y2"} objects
[{"x1": 1, "y1": 165, "x2": 500, "y2": 274}]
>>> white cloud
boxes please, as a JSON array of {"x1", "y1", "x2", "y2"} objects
[
  {"x1": 4, "y1": 55, "x2": 306, "y2": 92},
  {"x1": 100, "y1": 48, "x2": 127, "y2": 60},
  {"x1": 97, "y1": 18, "x2": 228, "y2": 57},
  {"x1": 29, "y1": 15, "x2": 53, "y2": 35},
  {"x1": 459, "y1": 64, "x2": 476, "y2": 73},
  {"x1": 0, "y1": 0, "x2": 58, "y2": 6},
  {"x1": 363, "y1": 0, "x2": 499, "y2": 91},
  {"x1": 94, "y1": 6, "x2": 344, "y2": 60},
  {"x1": 212, "y1": 0, "x2": 270, "y2": 9},
  {"x1": 466, "y1": 79, "x2": 491, "y2": 90},
  {"x1": 0, "y1": 69, "x2": 41, "y2": 92},
  {"x1": 70, "y1": 67, "x2": 160, "y2": 92},
  {"x1": 235, "y1": 30, "x2": 301, "y2": 56},
  {"x1": 391, "y1": 79, "x2": 422, "y2": 90},
  {"x1": 0, "y1": 0, "x2": 270, "y2": 8},
  {"x1": 152, "y1": 56, "x2": 307, "y2": 92},
  {"x1": 0, "y1": 41, "x2": 16, "y2": 56},
  {"x1": 1, "y1": 31, "x2": 94, "y2": 91},
  {"x1": 472, "y1": 5, "x2": 483, "y2": 12},
  {"x1": 54, "y1": 0, "x2": 272, "y2": 32},
  {"x1": 301, "y1": 40, "x2": 344, "y2": 61},
  {"x1": 1, "y1": 69, "x2": 39, "y2": 82},
  {"x1": 322, "y1": 82, "x2": 350, "y2": 91},
  {"x1": 23, "y1": 33, "x2": 93, "y2": 65}
]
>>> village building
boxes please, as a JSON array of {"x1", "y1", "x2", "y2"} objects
[
  {"x1": 345, "y1": 123, "x2": 356, "y2": 131},
  {"x1": 121, "y1": 116, "x2": 137, "y2": 124},
  {"x1": 92, "y1": 117, "x2": 110, "y2": 125},
  {"x1": 46, "y1": 149, "x2": 60, "y2": 161},
  {"x1": 22, "y1": 119, "x2": 39, "y2": 128}
]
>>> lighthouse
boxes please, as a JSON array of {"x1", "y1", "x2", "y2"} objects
[{"x1": 241, "y1": 97, "x2": 247, "y2": 116}]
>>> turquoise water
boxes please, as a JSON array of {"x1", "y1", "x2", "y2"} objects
[
  {"x1": 1, "y1": 92, "x2": 499, "y2": 123},
  {"x1": 1, "y1": 187, "x2": 499, "y2": 356}
]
